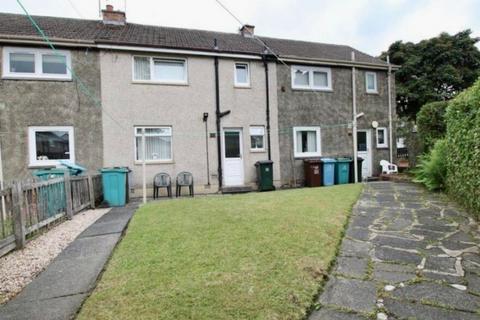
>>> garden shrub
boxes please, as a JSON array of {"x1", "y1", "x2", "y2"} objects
[
  {"x1": 413, "y1": 139, "x2": 447, "y2": 191},
  {"x1": 445, "y1": 79, "x2": 480, "y2": 217},
  {"x1": 417, "y1": 101, "x2": 448, "y2": 152}
]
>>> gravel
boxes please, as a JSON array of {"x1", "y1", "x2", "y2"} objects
[{"x1": 0, "y1": 208, "x2": 110, "y2": 304}]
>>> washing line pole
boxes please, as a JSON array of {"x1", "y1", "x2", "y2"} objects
[
  {"x1": 142, "y1": 130, "x2": 147, "y2": 204},
  {"x1": 387, "y1": 55, "x2": 394, "y2": 164},
  {"x1": 351, "y1": 51, "x2": 359, "y2": 183}
]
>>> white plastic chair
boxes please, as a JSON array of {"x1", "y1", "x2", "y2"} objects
[{"x1": 380, "y1": 160, "x2": 398, "y2": 174}]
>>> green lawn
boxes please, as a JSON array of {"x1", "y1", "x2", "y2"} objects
[{"x1": 78, "y1": 184, "x2": 362, "y2": 320}]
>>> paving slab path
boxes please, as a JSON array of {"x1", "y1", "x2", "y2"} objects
[
  {"x1": 0, "y1": 203, "x2": 138, "y2": 320},
  {"x1": 309, "y1": 182, "x2": 480, "y2": 320}
]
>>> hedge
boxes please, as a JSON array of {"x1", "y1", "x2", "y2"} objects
[
  {"x1": 417, "y1": 101, "x2": 448, "y2": 152},
  {"x1": 445, "y1": 79, "x2": 480, "y2": 217}
]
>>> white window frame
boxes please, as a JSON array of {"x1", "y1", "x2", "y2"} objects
[
  {"x1": 376, "y1": 127, "x2": 388, "y2": 148},
  {"x1": 134, "y1": 126, "x2": 173, "y2": 163},
  {"x1": 291, "y1": 65, "x2": 332, "y2": 91},
  {"x1": 28, "y1": 126, "x2": 75, "y2": 167},
  {"x1": 249, "y1": 126, "x2": 265, "y2": 152},
  {"x1": 2, "y1": 47, "x2": 72, "y2": 80},
  {"x1": 132, "y1": 55, "x2": 188, "y2": 85},
  {"x1": 234, "y1": 62, "x2": 250, "y2": 87},
  {"x1": 293, "y1": 126, "x2": 321, "y2": 158},
  {"x1": 365, "y1": 71, "x2": 378, "y2": 93}
]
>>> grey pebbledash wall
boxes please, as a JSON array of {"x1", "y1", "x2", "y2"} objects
[
  {"x1": 0, "y1": 47, "x2": 103, "y2": 182},
  {"x1": 276, "y1": 64, "x2": 396, "y2": 186}
]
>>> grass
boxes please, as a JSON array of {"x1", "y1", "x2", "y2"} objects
[{"x1": 78, "y1": 184, "x2": 362, "y2": 320}]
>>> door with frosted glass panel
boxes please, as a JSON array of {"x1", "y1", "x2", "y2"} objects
[
  {"x1": 357, "y1": 130, "x2": 372, "y2": 178},
  {"x1": 222, "y1": 129, "x2": 244, "y2": 186}
]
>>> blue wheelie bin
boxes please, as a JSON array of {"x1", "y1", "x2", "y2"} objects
[
  {"x1": 321, "y1": 158, "x2": 336, "y2": 186},
  {"x1": 100, "y1": 167, "x2": 130, "y2": 207}
]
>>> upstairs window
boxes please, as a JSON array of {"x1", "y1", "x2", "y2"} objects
[
  {"x1": 234, "y1": 62, "x2": 250, "y2": 87},
  {"x1": 249, "y1": 126, "x2": 265, "y2": 151},
  {"x1": 133, "y1": 56, "x2": 187, "y2": 84},
  {"x1": 28, "y1": 126, "x2": 75, "y2": 166},
  {"x1": 293, "y1": 127, "x2": 321, "y2": 158},
  {"x1": 291, "y1": 65, "x2": 332, "y2": 91},
  {"x1": 2, "y1": 47, "x2": 71, "y2": 80},
  {"x1": 135, "y1": 126, "x2": 173, "y2": 162},
  {"x1": 366, "y1": 71, "x2": 377, "y2": 93}
]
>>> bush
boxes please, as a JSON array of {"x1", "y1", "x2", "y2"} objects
[
  {"x1": 417, "y1": 101, "x2": 448, "y2": 152},
  {"x1": 445, "y1": 79, "x2": 480, "y2": 217},
  {"x1": 413, "y1": 139, "x2": 447, "y2": 191}
]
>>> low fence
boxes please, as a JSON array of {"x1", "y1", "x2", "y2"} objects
[{"x1": 0, "y1": 173, "x2": 103, "y2": 258}]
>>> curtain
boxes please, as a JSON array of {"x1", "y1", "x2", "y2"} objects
[
  {"x1": 153, "y1": 59, "x2": 184, "y2": 81},
  {"x1": 42, "y1": 54, "x2": 67, "y2": 74},
  {"x1": 136, "y1": 136, "x2": 172, "y2": 160},
  {"x1": 133, "y1": 57, "x2": 150, "y2": 80},
  {"x1": 307, "y1": 131, "x2": 316, "y2": 152},
  {"x1": 313, "y1": 71, "x2": 328, "y2": 87}
]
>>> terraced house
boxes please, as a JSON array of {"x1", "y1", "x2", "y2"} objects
[{"x1": 0, "y1": 5, "x2": 396, "y2": 194}]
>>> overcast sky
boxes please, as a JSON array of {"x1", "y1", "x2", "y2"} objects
[{"x1": 2, "y1": 0, "x2": 479, "y2": 56}]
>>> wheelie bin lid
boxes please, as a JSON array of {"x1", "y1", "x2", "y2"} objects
[
  {"x1": 255, "y1": 160, "x2": 273, "y2": 165},
  {"x1": 336, "y1": 157, "x2": 352, "y2": 163},
  {"x1": 33, "y1": 168, "x2": 70, "y2": 176},
  {"x1": 303, "y1": 158, "x2": 321, "y2": 164},
  {"x1": 100, "y1": 167, "x2": 130, "y2": 173},
  {"x1": 59, "y1": 160, "x2": 87, "y2": 175},
  {"x1": 320, "y1": 158, "x2": 336, "y2": 163}
]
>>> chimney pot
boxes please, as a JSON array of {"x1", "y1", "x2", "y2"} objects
[
  {"x1": 240, "y1": 24, "x2": 255, "y2": 37},
  {"x1": 102, "y1": 5, "x2": 126, "y2": 25}
]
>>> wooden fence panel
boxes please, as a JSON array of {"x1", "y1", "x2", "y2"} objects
[{"x1": 0, "y1": 174, "x2": 103, "y2": 258}]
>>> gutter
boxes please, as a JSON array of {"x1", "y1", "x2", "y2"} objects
[
  {"x1": 0, "y1": 35, "x2": 95, "y2": 48},
  {"x1": 280, "y1": 55, "x2": 400, "y2": 70}
]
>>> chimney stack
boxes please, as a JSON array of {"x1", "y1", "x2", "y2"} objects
[
  {"x1": 102, "y1": 4, "x2": 126, "y2": 25},
  {"x1": 239, "y1": 24, "x2": 255, "y2": 37}
]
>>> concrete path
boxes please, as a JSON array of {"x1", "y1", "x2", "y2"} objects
[
  {"x1": 0, "y1": 203, "x2": 138, "y2": 320},
  {"x1": 310, "y1": 182, "x2": 480, "y2": 320}
]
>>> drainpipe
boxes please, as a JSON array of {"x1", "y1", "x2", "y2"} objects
[
  {"x1": 351, "y1": 51, "x2": 359, "y2": 183},
  {"x1": 214, "y1": 55, "x2": 223, "y2": 190},
  {"x1": 387, "y1": 55, "x2": 393, "y2": 163},
  {"x1": 213, "y1": 39, "x2": 231, "y2": 191},
  {"x1": 262, "y1": 55, "x2": 272, "y2": 160}
]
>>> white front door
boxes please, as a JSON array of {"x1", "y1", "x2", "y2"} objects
[
  {"x1": 223, "y1": 129, "x2": 244, "y2": 186},
  {"x1": 357, "y1": 130, "x2": 372, "y2": 179}
]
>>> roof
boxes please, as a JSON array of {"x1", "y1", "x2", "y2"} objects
[{"x1": 0, "y1": 12, "x2": 388, "y2": 66}]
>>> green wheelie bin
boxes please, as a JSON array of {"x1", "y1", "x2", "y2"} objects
[{"x1": 255, "y1": 160, "x2": 275, "y2": 191}]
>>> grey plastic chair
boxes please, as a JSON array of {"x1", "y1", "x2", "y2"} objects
[
  {"x1": 153, "y1": 173, "x2": 172, "y2": 199},
  {"x1": 176, "y1": 172, "x2": 194, "y2": 197}
]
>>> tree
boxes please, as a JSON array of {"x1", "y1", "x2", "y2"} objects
[
  {"x1": 381, "y1": 30, "x2": 480, "y2": 118},
  {"x1": 416, "y1": 101, "x2": 448, "y2": 152}
]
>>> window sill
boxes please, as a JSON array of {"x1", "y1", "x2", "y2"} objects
[
  {"x1": 134, "y1": 160, "x2": 175, "y2": 165},
  {"x1": 294, "y1": 154, "x2": 322, "y2": 159},
  {"x1": 131, "y1": 80, "x2": 188, "y2": 86},
  {"x1": 234, "y1": 84, "x2": 251, "y2": 89},
  {"x1": 366, "y1": 91, "x2": 379, "y2": 95},
  {"x1": 376, "y1": 146, "x2": 389, "y2": 149},
  {"x1": 291, "y1": 87, "x2": 333, "y2": 92},
  {"x1": 2, "y1": 75, "x2": 72, "y2": 82},
  {"x1": 250, "y1": 149, "x2": 266, "y2": 153},
  {"x1": 28, "y1": 164, "x2": 58, "y2": 169}
]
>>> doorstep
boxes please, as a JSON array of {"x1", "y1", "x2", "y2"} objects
[{"x1": 221, "y1": 185, "x2": 253, "y2": 194}]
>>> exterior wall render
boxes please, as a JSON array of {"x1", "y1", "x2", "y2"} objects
[{"x1": 100, "y1": 51, "x2": 280, "y2": 195}]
